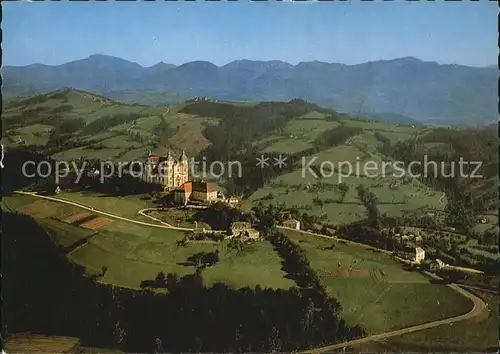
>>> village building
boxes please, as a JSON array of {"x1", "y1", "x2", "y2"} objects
[
  {"x1": 173, "y1": 181, "x2": 218, "y2": 205},
  {"x1": 413, "y1": 247, "x2": 426, "y2": 264},
  {"x1": 282, "y1": 219, "x2": 301, "y2": 230},
  {"x1": 225, "y1": 196, "x2": 239, "y2": 206},
  {"x1": 87, "y1": 167, "x2": 100, "y2": 178},
  {"x1": 228, "y1": 221, "x2": 260, "y2": 240},
  {"x1": 477, "y1": 216, "x2": 489, "y2": 224},
  {"x1": 141, "y1": 150, "x2": 189, "y2": 191},
  {"x1": 430, "y1": 258, "x2": 446, "y2": 272}
]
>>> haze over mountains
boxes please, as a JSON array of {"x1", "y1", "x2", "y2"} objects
[{"x1": 3, "y1": 54, "x2": 497, "y2": 126}]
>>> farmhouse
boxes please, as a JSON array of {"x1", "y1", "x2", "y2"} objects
[
  {"x1": 228, "y1": 221, "x2": 260, "y2": 240},
  {"x1": 142, "y1": 150, "x2": 189, "y2": 191},
  {"x1": 173, "y1": 181, "x2": 218, "y2": 205},
  {"x1": 282, "y1": 219, "x2": 301, "y2": 230}
]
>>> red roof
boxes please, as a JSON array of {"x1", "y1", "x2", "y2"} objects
[{"x1": 174, "y1": 181, "x2": 215, "y2": 193}]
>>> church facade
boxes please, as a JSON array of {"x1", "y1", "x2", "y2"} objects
[{"x1": 141, "y1": 150, "x2": 189, "y2": 191}]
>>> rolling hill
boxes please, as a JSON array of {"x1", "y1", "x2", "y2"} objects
[{"x1": 3, "y1": 55, "x2": 497, "y2": 126}]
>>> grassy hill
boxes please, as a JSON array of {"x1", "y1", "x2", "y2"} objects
[
  {"x1": 4, "y1": 90, "x2": 497, "y2": 245},
  {"x1": 2, "y1": 89, "x2": 224, "y2": 160},
  {"x1": 2, "y1": 88, "x2": 498, "y2": 352},
  {"x1": 2, "y1": 194, "x2": 293, "y2": 290},
  {"x1": 281, "y1": 229, "x2": 473, "y2": 334}
]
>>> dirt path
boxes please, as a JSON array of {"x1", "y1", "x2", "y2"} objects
[{"x1": 14, "y1": 191, "x2": 194, "y2": 232}]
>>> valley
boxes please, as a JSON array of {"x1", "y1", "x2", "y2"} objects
[{"x1": 2, "y1": 88, "x2": 498, "y2": 352}]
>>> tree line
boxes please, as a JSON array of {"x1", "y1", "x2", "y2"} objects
[{"x1": 3, "y1": 211, "x2": 363, "y2": 352}]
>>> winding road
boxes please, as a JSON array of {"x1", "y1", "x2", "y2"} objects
[
  {"x1": 275, "y1": 227, "x2": 488, "y2": 353},
  {"x1": 13, "y1": 191, "x2": 489, "y2": 353},
  {"x1": 302, "y1": 273, "x2": 486, "y2": 353}
]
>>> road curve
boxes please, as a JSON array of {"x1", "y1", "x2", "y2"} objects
[
  {"x1": 138, "y1": 207, "x2": 187, "y2": 229},
  {"x1": 279, "y1": 227, "x2": 488, "y2": 352},
  {"x1": 302, "y1": 279, "x2": 486, "y2": 353},
  {"x1": 14, "y1": 191, "x2": 194, "y2": 232}
]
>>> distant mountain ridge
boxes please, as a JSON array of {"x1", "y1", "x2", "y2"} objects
[{"x1": 3, "y1": 54, "x2": 497, "y2": 126}]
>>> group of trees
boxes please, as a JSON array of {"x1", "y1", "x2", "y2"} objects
[
  {"x1": 3, "y1": 104, "x2": 75, "y2": 130},
  {"x1": 355, "y1": 185, "x2": 381, "y2": 228},
  {"x1": 2, "y1": 148, "x2": 58, "y2": 194},
  {"x1": 378, "y1": 127, "x2": 498, "y2": 232},
  {"x1": 82, "y1": 113, "x2": 143, "y2": 135},
  {"x1": 183, "y1": 100, "x2": 342, "y2": 197},
  {"x1": 4, "y1": 211, "x2": 362, "y2": 352},
  {"x1": 197, "y1": 201, "x2": 250, "y2": 230},
  {"x1": 310, "y1": 125, "x2": 363, "y2": 153},
  {"x1": 267, "y1": 230, "x2": 364, "y2": 343}
]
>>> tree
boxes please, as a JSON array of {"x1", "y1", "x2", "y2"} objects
[
  {"x1": 337, "y1": 182, "x2": 349, "y2": 203},
  {"x1": 313, "y1": 197, "x2": 325, "y2": 214},
  {"x1": 228, "y1": 236, "x2": 245, "y2": 255},
  {"x1": 267, "y1": 326, "x2": 282, "y2": 352},
  {"x1": 101, "y1": 265, "x2": 108, "y2": 277},
  {"x1": 165, "y1": 272, "x2": 179, "y2": 290},
  {"x1": 155, "y1": 271, "x2": 167, "y2": 287}
]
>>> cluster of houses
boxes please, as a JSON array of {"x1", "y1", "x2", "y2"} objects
[
  {"x1": 185, "y1": 97, "x2": 217, "y2": 103},
  {"x1": 193, "y1": 221, "x2": 261, "y2": 242},
  {"x1": 382, "y1": 226, "x2": 424, "y2": 244}
]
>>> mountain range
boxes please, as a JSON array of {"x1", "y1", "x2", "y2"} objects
[{"x1": 3, "y1": 54, "x2": 497, "y2": 126}]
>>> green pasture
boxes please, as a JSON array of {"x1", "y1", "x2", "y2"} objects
[
  {"x1": 7, "y1": 193, "x2": 293, "y2": 291},
  {"x1": 349, "y1": 289, "x2": 498, "y2": 352},
  {"x1": 282, "y1": 229, "x2": 473, "y2": 334}
]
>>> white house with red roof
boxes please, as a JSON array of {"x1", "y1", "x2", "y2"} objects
[{"x1": 173, "y1": 181, "x2": 218, "y2": 205}]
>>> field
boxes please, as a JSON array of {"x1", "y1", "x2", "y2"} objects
[
  {"x1": 55, "y1": 191, "x2": 156, "y2": 221},
  {"x1": 7, "y1": 123, "x2": 54, "y2": 146},
  {"x1": 78, "y1": 216, "x2": 113, "y2": 230},
  {"x1": 243, "y1": 150, "x2": 444, "y2": 226},
  {"x1": 347, "y1": 288, "x2": 498, "y2": 352},
  {"x1": 40, "y1": 218, "x2": 97, "y2": 248},
  {"x1": 252, "y1": 111, "x2": 341, "y2": 154},
  {"x1": 163, "y1": 111, "x2": 220, "y2": 154},
  {"x1": 2, "y1": 89, "x2": 215, "y2": 162},
  {"x1": 5, "y1": 194, "x2": 294, "y2": 290},
  {"x1": 281, "y1": 229, "x2": 473, "y2": 334},
  {"x1": 146, "y1": 208, "x2": 199, "y2": 228},
  {"x1": 69, "y1": 220, "x2": 293, "y2": 289},
  {"x1": 243, "y1": 114, "x2": 445, "y2": 225}
]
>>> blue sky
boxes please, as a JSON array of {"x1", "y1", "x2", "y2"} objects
[{"x1": 3, "y1": 0, "x2": 497, "y2": 67}]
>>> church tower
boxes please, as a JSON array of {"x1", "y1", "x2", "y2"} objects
[
  {"x1": 161, "y1": 152, "x2": 176, "y2": 190},
  {"x1": 174, "y1": 151, "x2": 189, "y2": 188}
]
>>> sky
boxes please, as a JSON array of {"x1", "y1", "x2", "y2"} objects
[{"x1": 3, "y1": 0, "x2": 498, "y2": 67}]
